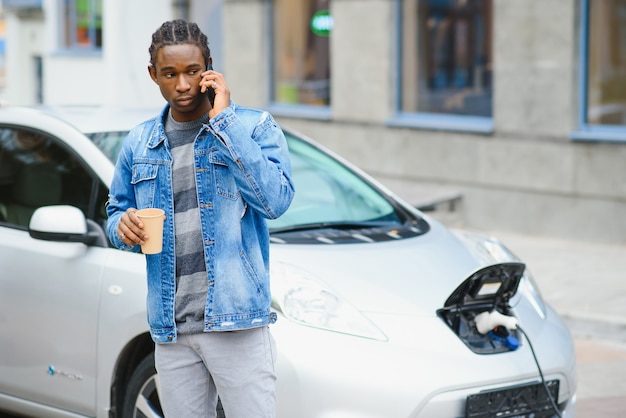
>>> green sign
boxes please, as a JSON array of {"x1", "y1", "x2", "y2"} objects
[{"x1": 311, "y1": 10, "x2": 332, "y2": 37}]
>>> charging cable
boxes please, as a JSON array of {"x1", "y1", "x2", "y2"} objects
[
  {"x1": 517, "y1": 325, "x2": 563, "y2": 418},
  {"x1": 474, "y1": 311, "x2": 562, "y2": 418}
]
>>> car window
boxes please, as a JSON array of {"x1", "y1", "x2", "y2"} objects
[
  {"x1": 0, "y1": 127, "x2": 108, "y2": 234},
  {"x1": 89, "y1": 130, "x2": 128, "y2": 163}
]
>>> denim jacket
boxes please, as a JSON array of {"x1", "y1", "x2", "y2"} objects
[{"x1": 106, "y1": 102, "x2": 294, "y2": 343}]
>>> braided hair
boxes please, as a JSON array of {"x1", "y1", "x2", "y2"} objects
[{"x1": 148, "y1": 19, "x2": 211, "y2": 68}]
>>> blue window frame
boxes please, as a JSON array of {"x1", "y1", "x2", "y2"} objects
[
  {"x1": 62, "y1": 0, "x2": 103, "y2": 51},
  {"x1": 572, "y1": 0, "x2": 626, "y2": 142},
  {"x1": 3, "y1": 0, "x2": 43, "y2": 7},
  {"x1": 390, "y1": 0, "x2": 493, "y2": 133}
]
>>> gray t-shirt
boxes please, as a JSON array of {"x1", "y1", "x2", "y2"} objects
[{"x1": 165, "y1": 111, "x2": 210, "y2": 334}]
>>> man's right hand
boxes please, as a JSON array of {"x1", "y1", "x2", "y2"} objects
[{"x1": 117, "y1": 208, "x2": 148, "y2": 245}]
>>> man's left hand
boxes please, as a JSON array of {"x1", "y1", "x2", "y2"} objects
[{"x1": 200, "y1": 69, "x2": 231, "y2": 119}]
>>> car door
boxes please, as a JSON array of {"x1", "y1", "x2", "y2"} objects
[{"x1": 0, "y1": 126, "x2": 107, "y2": 415}]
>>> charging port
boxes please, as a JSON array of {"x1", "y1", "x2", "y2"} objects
[{"x1": 437, "y1": 262, "x2": 525, "y2": 354}]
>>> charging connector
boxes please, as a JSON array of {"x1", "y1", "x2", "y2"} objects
[
  {"x1": 474, "y1": 310, "x2": 518, "y2": 335},
  {"x1": 488, "y1": 328, "x2": 520, "y2": 351}
]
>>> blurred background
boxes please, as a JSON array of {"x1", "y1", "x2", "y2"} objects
[{"x1": 0, "y1": 0, "x2": 624, "y2": 245}]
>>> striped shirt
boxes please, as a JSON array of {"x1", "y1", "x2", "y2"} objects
[{"x1": 165, "y1": 111, "x2": 210, "y2": 334}]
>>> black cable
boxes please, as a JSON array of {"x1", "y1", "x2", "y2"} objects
[{"x1": 517, "y1": 325, "x2": 563, "y2": 418}]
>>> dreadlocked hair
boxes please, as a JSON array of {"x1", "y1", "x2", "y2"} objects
[{"x1": 148, "y1": 19, "x2": 211, "y2": 68}]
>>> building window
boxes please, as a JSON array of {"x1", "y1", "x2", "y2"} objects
[
  {"x1": 584, "y1": 0, "x2": 626, "y2": 129},
  {"x1": 63, "y1": 0, "x2": 103, "y2": 50},
  {"x1": 271, "y1": 0, "x2": 330, "y2": 108},
  {"x1": 399, "y1": 0, "x2": 493, "y2": 119}
]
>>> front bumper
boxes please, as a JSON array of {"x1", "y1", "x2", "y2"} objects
[{"x1": 272, "y1": 303, "x2": 576, "y2": 418}]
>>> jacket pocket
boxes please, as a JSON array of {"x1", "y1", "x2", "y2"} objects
[
  {"x1": 239, "y1": 250, "x2": 264, "y2": 298},
  {"x1": 131, "y1": 163, "x2": 159, "y2": 207},
  {"x1": 209, "y1": 151, "x2": 240, "y2": 200}
]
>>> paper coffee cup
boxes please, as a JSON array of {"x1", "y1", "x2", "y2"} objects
[{"x1": 135, "y1": 208, "x2": 165, "y2": 254}]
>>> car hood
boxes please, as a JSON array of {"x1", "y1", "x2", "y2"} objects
[{"x1": 270, "y1": 220, "x2": 514, "y2": 317}]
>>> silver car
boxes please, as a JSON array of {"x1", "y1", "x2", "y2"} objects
[{"x1": 0, "y1": 106, "x2": 576, "y2": 418}]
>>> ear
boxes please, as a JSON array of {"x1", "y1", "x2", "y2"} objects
[{"x1": 148, "y1": 65, "x2": 158, "y2": 84}]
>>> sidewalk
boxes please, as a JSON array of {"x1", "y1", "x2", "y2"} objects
[{"x1": 466, "y1": 228, "x2": 626, "y2": 343}]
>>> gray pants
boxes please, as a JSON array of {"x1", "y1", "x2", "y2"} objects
[{"x1": 155, "y1": 327, "x2": 277, "y2": 418}]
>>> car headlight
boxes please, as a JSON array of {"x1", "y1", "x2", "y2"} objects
[
  {"x1": 512, "y1": 271, "x2": 547, "y2": 319},
  {"x1": 452, "y1": 230, "x2": 546, "y2": 319},
  {"x1": 271, "y1": 263, "x2": 387, "y2": 341}
]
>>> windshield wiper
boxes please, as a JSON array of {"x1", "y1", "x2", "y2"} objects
[{"x1": 270, "y1": 221, "x2": 396, "y2": 234}]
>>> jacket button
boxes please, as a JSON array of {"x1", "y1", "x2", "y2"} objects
[{"x1": 167, "y1": 336, "x2": 173, "y2": 341}]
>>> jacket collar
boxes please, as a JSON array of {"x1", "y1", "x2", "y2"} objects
[{"x1": 146, "y1": 104, "x2": 170, "y2": 149}]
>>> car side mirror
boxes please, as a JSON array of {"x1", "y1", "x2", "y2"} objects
[{"x1": 29, "y1": 205, "x2": 103, "y2": 246}]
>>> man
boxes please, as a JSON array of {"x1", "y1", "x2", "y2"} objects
[{"x1": 106, "y1": 19, "x2": 294, "y2": 418}]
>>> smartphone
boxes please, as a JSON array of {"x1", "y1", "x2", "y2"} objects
[{"x1": 206, "y1": 63, "x2": 215, "y2": 106}]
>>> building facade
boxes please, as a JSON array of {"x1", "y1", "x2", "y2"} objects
[
  {"x1": 3, "y1": 0, "x2": 626, "y2": 244},
  {"x1": 226, "y1": 0, "x2": 626, "y2": 245}
]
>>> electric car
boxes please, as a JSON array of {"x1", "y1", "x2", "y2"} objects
[{"x1": 0, "y1": 105, "x2": 576, "y2": 417}]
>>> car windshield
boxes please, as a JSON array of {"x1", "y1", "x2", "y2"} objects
[
  {"x1": 87, "y1": 129, "x2": 415, "y2": 237},
  {"x1": 269, "y1": 132, "x2": 400, "y2": 230}
]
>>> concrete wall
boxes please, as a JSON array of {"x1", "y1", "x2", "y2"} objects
[
  {"x1": 331, "y1": 0, "x2": 394, "y2": 123},
  {"x1": 494, "y1": 0, "x2": 577, "y2": 137},
  {"x1": 4, "y1": 9, "x2": 45, "y2": 105},
  {"x1": 222, "y1": 0, "x2": 267, "y2": 107},
  {"x1": 223, "y1": 0, "x2": 626, "y2": 244}
]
